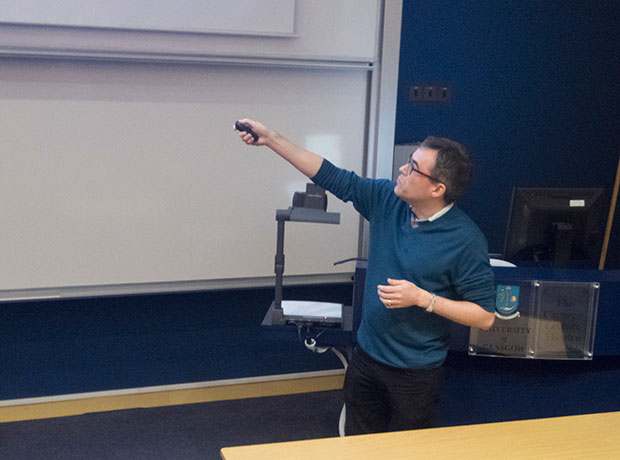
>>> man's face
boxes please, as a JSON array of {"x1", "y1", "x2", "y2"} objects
[{"x1": 394, "y1": 146, "x2": 441, "y2": 204}]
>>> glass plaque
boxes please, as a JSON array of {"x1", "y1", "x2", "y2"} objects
[
  {"x1": 469, "y1": 280, "x2": 599, "y2": 360},
  {"x1": 469, "y1": 280, "x2": 535, "y2": 358},
  {"x1": 529, "y1": 281, "x2": 599, "y2": 360}
]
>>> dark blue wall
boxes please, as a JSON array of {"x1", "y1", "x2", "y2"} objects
[
  {"x1": 396, "y1": 0, "x2": 620, "y2": 263},
  {"x1": 0, "y1": 284, "x2": 352, "y2": 400}
]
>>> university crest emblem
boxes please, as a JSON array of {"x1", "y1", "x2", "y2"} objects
[{"x1": 495, "y1": 285, "x2": 520, "y2": 320}]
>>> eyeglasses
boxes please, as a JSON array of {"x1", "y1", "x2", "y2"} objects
[{"x1": 407, "y1": 152, "x2": 444, "y2": 184}]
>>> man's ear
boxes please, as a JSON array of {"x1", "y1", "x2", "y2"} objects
[{"x1": 430, "y1": 182, "x2": 446, "y2": 199}]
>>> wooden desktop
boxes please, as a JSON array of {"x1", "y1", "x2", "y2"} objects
[{"x1": 221, "y1": 411, "x2": 619, "y2": 460}]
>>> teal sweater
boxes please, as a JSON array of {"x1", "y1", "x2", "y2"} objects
[{"x1": 312, "y1": 160, "x2": 495, "y2": 369}]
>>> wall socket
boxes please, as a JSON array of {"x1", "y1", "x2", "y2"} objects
[
  {"x1": 409, "y1": 85, "x2": 423, "y2": 101},
  {"x1": 409, "y1": 84, "x2": 451, "y2": 103}
]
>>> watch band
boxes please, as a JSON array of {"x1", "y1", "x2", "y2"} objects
[{"x1": 425, "y1": 293, "x2": 436, "y2": 313}]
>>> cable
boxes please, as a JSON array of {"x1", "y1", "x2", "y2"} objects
[
  {"x1": 300, "y1": 330, "x2": 349, "y2": 438},
  {"x1": 329, "y1": 346, "x2": 348, "y2": 370},
  {"x1": 304, "y1": 337, "x2": 329, "y2": 353}
]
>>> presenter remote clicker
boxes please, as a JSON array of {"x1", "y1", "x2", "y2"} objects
[{"x1": 235, "y1": 120, "x2": 259, "y2": 143}]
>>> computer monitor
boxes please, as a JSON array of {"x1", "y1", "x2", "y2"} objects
[{"x1": 503, "y1": 187, "x2": 606, "y2": 268}]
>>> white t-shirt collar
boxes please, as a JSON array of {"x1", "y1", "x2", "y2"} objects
[{"x1": 410, "y1": 202, "x2": 454, "y2": 225}]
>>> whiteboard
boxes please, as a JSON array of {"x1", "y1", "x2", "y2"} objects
[
  {"x1": 0, "y1": 0, "x2": 379, "y2": 65},
  {"x1": 0, "y1": 58, "x2": 368, "y2": 294},
  {"x1": 0, "y1": 0, "x2": 403, "y2": 298},
  {"x1": 0, "y1": 0, "x2": 296, "y2": 36}
]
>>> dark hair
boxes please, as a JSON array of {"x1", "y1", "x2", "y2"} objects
[{"x1": 420, "y1": 136, "x2": 472, "y2": 203}]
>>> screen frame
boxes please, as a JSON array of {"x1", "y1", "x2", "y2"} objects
[{"x1": 503, "y1": 187, "x2": 606, "y2": 268}]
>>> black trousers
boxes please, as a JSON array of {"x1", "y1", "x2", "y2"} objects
[{"x1": 343, "y1": 346, "x2": 443, "y2": 435}]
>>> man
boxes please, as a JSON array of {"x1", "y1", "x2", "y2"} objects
[{"x1": 235, "y1": 119, "x2": 495, "y2": 434}]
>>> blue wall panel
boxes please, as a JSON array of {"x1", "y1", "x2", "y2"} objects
[
  {"x1": 396, "y1": 1, "x2": 620, "y2": 258},
  {"x1": 0, "y1": 284, "x2": 352, "y2": 400}
]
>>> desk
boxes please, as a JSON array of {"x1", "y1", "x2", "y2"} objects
[{"x1": 220, "y1": 411, "x2": 620, "y2": 460}]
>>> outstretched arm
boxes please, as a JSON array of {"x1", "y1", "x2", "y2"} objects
[{"x1": 234, "y1": 118, "x2": 324, "y2": 178}]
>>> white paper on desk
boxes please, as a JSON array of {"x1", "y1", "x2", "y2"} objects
[{"x1": 281, "y1": 300, "x2": 343, "y2": 319}]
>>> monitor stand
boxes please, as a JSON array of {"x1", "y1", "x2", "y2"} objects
[{"x1": 552, "y1": 222, "x2": 573, "y2": 268}]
